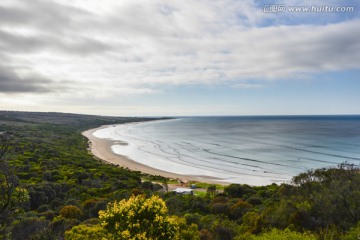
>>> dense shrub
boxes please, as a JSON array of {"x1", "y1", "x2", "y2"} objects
[
  {"x1": 236, "y1": 228, "x2": 316, "y2": 240},
  {"x1": 60, "y1": 205, "x2": 83, "y2": 220},
  {"x1": 11, "y1": 217, "x2": 50, "y2": 240}
]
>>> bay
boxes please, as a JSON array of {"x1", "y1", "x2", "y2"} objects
[{"x1": 93, "y1": 115, "x2": 360, "y2": 185}]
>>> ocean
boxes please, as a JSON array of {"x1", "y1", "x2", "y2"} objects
[{"x1": 93, "y1": 116, "x2": 360, "y2": 185}]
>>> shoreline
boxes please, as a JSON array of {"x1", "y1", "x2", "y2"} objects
[{"x1": 82, "y1": 123, "x2": 229, "y2": 185}]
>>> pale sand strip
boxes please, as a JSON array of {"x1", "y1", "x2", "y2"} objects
[{"x1": 82, "y1": 124, "x2": 227, "y2": 184}]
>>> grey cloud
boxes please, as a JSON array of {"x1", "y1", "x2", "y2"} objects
[
  {"x1": 56, "y1": 36, "x2": 113, "y2": 56},
  {"x1": 0, "y1": 29, "x2": 112, "y2": 56},
  {"x1": 0, "y1": 30, "x2": 45, "y2": 53},
  {"x1": 0, "y1": 64, "x2": 52, "y2": 93},
  {"x1": 279, "y1": 21, "x2": 360, "y2": 73},
  {"x1": 0, "y1": 0, "x2": 91, "y2": 33},
  {"x1": 0, "y1": 0, "x2": 111, "y2": 56},
  {"x1": 0, "y1": 5, "x2": 30, "y2": 26}
]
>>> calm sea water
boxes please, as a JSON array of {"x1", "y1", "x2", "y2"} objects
[{"x1": 93, "y1": 116, "x2": 360, "y2": 185}]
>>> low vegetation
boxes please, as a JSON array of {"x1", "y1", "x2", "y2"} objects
[{"x1": 0, "y1": 111, "x2": 359, "y2": 239}]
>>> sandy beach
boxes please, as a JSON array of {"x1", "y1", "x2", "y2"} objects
[{"x1": 82, "y1": 124, "x2": 226, "y2": 184}]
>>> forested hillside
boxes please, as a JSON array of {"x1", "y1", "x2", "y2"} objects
[{"x1": 0, "y1": 111, "x2": 359, "y2": 240}]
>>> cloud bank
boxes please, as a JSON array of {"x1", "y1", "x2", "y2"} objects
[{"x1": 0, "y1": 0, "x2": 359, "y2": 113}]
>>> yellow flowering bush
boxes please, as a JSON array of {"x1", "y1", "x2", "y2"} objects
[
  {"x1": 99, "y1": 195, "x2": 180, "y2": 240},
  {"x1": 65, "y1": 224, "x2": 110, "y2": 240}
]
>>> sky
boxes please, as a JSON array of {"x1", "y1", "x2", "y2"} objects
[{"x1": 0, "y1": 0, "x2": 359, "y2": 116}]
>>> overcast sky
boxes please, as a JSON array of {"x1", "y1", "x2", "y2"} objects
[{"x1": 0, "y1": 0, "x2": 359, "y2": 116}]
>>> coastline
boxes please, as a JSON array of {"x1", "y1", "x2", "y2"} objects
[{"x1": 82, "y1": 123, "x2": 228, "y2": 185}]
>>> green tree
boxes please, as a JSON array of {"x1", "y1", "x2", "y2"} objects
[
  {"x1": 99, "y1": 195, "x2": 180, "y2": 239},
  {"x1": 10, "y1": 217, "x2": 52, "y2": 240},
  {"x1": 0, "y1": 132, "x2": 29, "y2": 237},
  {"x1": 206, "y1": 185, "x2": 217, "y2": 198},
  {"x1": 230, "y1": 199, "x2": 253, "y2": 220},
  {"x1": 341, "y1": 222, "x2": 360, "y2": 240},
  {"x1": 236, "y1": 228, "x2": 316, "y2": 240},
  {"x1": 60, "y1": 205, "x2": 83, "y2": 220},
  {"x1": 175, "y1": 216, "x2": 200, "y2": 240},
  {"x1": 225, "y1": 184, "x2": 255, "y2": 198},
  {"x1": 291, "y1": 165, "x2": 360, "y2": 232},
  {"x1": 161, "y1": 179, "x2": 169, "y2": 193}
]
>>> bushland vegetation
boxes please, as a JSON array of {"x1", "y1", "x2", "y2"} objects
[{"x1": 0, "y1": 111, "x2": 359, "y2": 239}]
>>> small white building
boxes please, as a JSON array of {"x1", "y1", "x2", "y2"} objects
[{"x1": 173, "y1": 188, "x2": 194, "y2": 195}]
